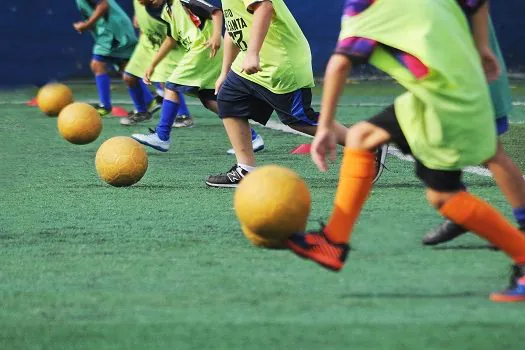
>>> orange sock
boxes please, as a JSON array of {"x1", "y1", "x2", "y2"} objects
[
  {"x1": 440, "y1": 191, "x2": 525, "y2": 264},
  {"x1": 324, "y1": 148, "x2": 376, "y2": 244}
]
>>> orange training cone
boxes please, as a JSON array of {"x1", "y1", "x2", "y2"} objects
[
  {"x1": 111, "y1": 106, "x2": 129, "y2": 117},
  {"x1": 291, "y1": 143, "x2": 311, "y2": 155}
]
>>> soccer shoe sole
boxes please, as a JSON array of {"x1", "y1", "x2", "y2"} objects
[
  {"x1": 287, "y1": 241, "x2": 343, "y2": 272},
  {"x1": 120, "y1": 118, "x2": 152, "y2": 126},
  {"x1": 205, "y1": 181, "x2": 239, "y2": 188},
  {"x1": 490, "y1": 293, "x2": 525, "y2": 302},
  {"x1": 131, "y1": 136, "x2": 169, "y2": 153}
]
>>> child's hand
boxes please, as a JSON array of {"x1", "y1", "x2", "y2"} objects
[
  {"x1": 206, "y1": 35, "x2": 222, "y2": 58},
  {"x1": 133, "y1": 16, "x2": 140, "y2": 29},
  {"x1": 73, "y1": 21, "x2": 89, "y2": 33},
  {"x1": 241, "y1": 53, "x2": 262, "y2": 75},
  {"x1": 143, "y1": 66, "x2": 155, "y2": 85},
  {"x1": 215, "y1": 73, "x2": 227, "y2": 95},
  {"x1": 311, "y1": 126, "x2": 337, "y2": 172},
  {"x1": 478, "y1": 46, "x2": 501, "y2": 82}
]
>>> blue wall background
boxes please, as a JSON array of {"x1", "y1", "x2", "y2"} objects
[{"x1": 2, "y1": 0, "x2": 524, "y2": 86}]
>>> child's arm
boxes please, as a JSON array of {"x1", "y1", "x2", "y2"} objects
[
  {"x1": 215, "y1": 33, "x2": 241, "y2": 94},
  {"x1": 242, "y1": 0, "x2": 273, "y2": 74},
  {"x1": 470, "y1": 2, "x2": 500, "y2": 81},
  {"x1": 73, "y1": 0, "x2": 109, "y2": 33},
  {"x1": 311, "y1": 54, "x2": 352, "y2": 171},
  {"x1": 206, "y1": 10, "x2": 224, "y2": 57},
  {"x1": 184, "y1": 0, "x2": 223, "y2": 57},
  {"x1": 144, "y1": 37, "x2": 177, "y2": 84}
]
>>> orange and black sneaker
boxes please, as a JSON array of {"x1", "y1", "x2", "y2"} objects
[
  {"x1": 287, "y1": 228, "x2": 349, "y2": 272},
  {"x1": 490, "y1": 265, "x2": 525, "y2": 302}
]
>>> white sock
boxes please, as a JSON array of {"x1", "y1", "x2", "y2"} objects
[
  {"x1": 237, "y1": 163, "x2": 255, "y2": 173},
  {"x1": 156, "y1": 89, "x2": 165, "y2": 97}
]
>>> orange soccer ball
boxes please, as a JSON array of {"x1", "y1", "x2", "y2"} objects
[
  {"x1": 36, "y1": 83, "x2": 74, "y2": 116},
  {"x1": 95, "y1": 137, "x2": 148, "y2": 187},
  {"x1": 234, "y1": 165, "x2": 311, "y2": 249},
  {"x1": 57, "y1": 103, "x2": 102, "y2": 145}
]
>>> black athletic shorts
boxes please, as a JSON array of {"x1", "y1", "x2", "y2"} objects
[
  {"x1": 217, "y1": 71, "x2": 319, "y2": 126},
  {"x1": 165, "y1": 82, "x2": 216, "y2": 106},
  {"x1": 368, "y1": 105, "x2": 464, "y2": 192}
]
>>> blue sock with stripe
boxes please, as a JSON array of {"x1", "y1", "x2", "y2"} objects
[
  {"x1": 177, "y1": 94, "x2": 190, "y2": 117},
  {"x1": 95, "y1": 74, "x2": 112, "y2": 109},
  {"x1": 126, "y1": 74, "x2": 148, "y2": 113},
  {"x1": 140, "y1": 80, "x2": 154, "y2": 106},
  {"x1": 156, "y1": 99, "x2": 179, "y2": 141}
]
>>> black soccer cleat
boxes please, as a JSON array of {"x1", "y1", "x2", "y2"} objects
[
  {"x1": 373, "y1": 144, "x2": 389, "y2": 184},
  {"x1": 206, "y1": 164, "x2": 249, "y2": 188},
  {"x1": 422, "y1": 219, "x2": 467, "y2": 246}
]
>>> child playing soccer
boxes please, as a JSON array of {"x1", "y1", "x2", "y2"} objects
[
  {"x1": 422, "y1": 15, "x2": 525, "y2": 245},
  {"x1": 74, "y1": 0, "x2": 138, "y2": 116},
  {"x1": 206, "y1": 0, "x2": 387, "y2": 188},
  {"x1": 120, "y1": 0, "x2": 192, "y2": 126},
  {"x1": 287, "y1": 0, "x2": 525, "y2": 302},
  {"x1": 131, "y1": 0, "x2": 264, "y2": 154}
]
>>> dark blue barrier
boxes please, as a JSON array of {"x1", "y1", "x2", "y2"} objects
[{"x1": 2, "y1": 0, "x2": 523, "y2": 87}]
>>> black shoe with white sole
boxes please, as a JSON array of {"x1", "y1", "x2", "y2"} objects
[
  {"x1": 206, "y1": 165, "x2": 249, "y2": 188},
  {"x1": 373, "y1": 144, "x2": 388, "y2": 184}
]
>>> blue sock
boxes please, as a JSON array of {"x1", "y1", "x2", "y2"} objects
[
  {"x1": 513, "y1": 207, "x2": 525, "y2": 228},
  {"x1": 140, "y1": 80, "x2": 154, "y2": 106},
  {"x1": 250, "y1": 128, "x2": 258, "y2": 141},
  {"x1": 95, "y1": 74, "x2": 112, "y2": 109},
  {"x1": 127, "y1": 76, "x2": 148, "y2": 113},
  {"x1": 177, "y1": 94, "x2": 190, "y2": 117},
  {"x1": 156, "y1": 99, "x2": 179, "y2": 141}
]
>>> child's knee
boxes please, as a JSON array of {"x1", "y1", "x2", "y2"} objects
[
  {"x1": 426, "y1": 189, "x2": 458, "y2": 209},
  {"x1": 90, "y1": 60, "x2": 106, "y2": 74},
  {"x1": 122, "y1": 73, "x2": 138, "y2": 87},
  {"x1": 163, "y1": 88, "x2": 179, "y2": 102},
  {"x1": 346, "y1": 122, "x2": 387, "y2": 150}
]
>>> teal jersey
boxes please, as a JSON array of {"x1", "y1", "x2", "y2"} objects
[
  {"x1": 76, "y1": 0, "x2": 137, "y2": 57},
  {"x1": 488, "y1": 18, "x2": 513, "y2": 119}
]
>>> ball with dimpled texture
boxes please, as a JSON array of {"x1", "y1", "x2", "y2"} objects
[
  {"x1": 95, "y1": 137, "x2": 148, "y2": 187},
  {"x1": 57, "y1": 102, "x2": 102, "y2": 145},
  {"x1": 234, "y1": 165, "x2": 311, "y2": 248},
  {"x1": 36, "y1": 83, "x2": 74, "y2": 116}
]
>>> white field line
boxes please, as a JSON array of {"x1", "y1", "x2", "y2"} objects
[
  {"x1": 262, "y1": 120, "x2": 494, "y2": 178},
  {"x1": 2, "y1": 98, "x2": 525, "y2": 109}
]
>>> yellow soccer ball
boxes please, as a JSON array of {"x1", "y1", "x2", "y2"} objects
[
  {"x1": 95, "y1": 137, "x2": 148, "y2": 187},
  {"x1": 234, "y1": 165, "x2": 311, "y2": 248},
  {"x1": 57, "y1": 102, "x2": 102, "y2": 145},
  {"x1": 36, "y1": 83, "x2": 74, "y2": 116}
]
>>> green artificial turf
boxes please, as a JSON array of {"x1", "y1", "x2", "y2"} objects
[{"x1": 1, "y1": 81, "x2": 524, "y2": 349}]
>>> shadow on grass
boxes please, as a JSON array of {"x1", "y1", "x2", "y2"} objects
[
  {"x1": 63, "y1": 183, "x2": 192, "y2": 190},
  {"x1": 341, "y1": 291, "x2": 485, "y2": 299},
  {"x1": 432, "y1": 244, "x2": 499, "y2": 251}
]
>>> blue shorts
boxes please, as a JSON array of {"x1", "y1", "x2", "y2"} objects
[
  {"x1": 217, "y1": 71, "x2": 319, "y2": 126},
  {"x1": 165, "y1": 82, "x2": 216, "y2": 105},
  {"x1": 496, "y1": 116, "x2": 509, "y2": 135},
  {"x1": 92, "y1": 54, "x2": 129, "y2": 67}
]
